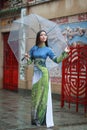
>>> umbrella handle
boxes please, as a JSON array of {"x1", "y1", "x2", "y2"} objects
[
  {"x1": 21, "y1": 56, "x2": 25, "y2": 61},
  {"x1": 21, "y1": 53, "x2": 30, "y2": 61}
]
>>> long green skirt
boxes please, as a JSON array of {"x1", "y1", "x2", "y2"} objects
[{"x1": 31, "y1": 65, "x2": 54, "y2": 127}]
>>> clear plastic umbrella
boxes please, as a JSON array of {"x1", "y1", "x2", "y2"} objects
[{"x1": 8, "y1": 13, "x2": 67, "y2": 69}]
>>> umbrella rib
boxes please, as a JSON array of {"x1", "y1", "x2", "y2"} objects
[
  {"x1": 14, "y1": 21, "x2": 37, "y2": 34},
  {"x1": 47, "y1": 24, "x2": 57, "y2": 34},
  {"x1": 8, "y1": 37, "x2": 35, "y2": 42},
  {"x1": 30, "y1": 27, "x2": 37, "y2": 34},
  {"x1": 34, "y1": 15, "x2": 41, "y2": 30}
]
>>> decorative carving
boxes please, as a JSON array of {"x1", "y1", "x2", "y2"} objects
[{"x1": 61, "y1": 45, "x2": 87, "y2": 112}]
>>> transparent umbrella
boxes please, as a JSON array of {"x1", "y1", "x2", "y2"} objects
[{"x1": 8, "y1": 13, "x2": 67, "y2": 69}]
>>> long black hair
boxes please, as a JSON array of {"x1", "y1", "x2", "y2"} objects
[{"x1": 35, "y1": 30, "x2": 48, "y2": 47}]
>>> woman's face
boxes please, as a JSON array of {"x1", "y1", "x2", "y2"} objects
[{"x1": 39, "y1": 31, "x2": 47, "y2": 42}]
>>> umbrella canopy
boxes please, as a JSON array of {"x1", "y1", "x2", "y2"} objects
[{"x1": 8, "y1": 13, "x2": 67, "y2": 68}]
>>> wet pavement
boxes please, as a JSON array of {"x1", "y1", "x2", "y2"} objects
[{"x1": 0, "y1": 89, "x2": 87, "y2": 130}]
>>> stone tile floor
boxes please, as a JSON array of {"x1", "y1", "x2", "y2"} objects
[{"x1": 0, "y1": 89, "x2": 87, "y2": 130}]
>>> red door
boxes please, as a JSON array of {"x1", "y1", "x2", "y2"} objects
[{"x1": 3, "y1": 32, "x2": 18, "y2": 91}]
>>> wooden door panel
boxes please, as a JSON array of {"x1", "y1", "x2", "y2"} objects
[{"x1": 3, "y1": 32, "x2": 18, "y2": 91}]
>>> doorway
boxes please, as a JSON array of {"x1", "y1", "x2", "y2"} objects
[{"x1": 3, "y1": 32, "x2": 18, "y2": 91}]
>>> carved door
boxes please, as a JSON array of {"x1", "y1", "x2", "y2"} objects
[{"x1": 61, "y1": 45, "x2": 87, "y2": 112}]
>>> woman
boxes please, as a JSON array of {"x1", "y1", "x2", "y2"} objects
[{"x1": 25, "y1": 30, "x2": 69, "y2": 128}]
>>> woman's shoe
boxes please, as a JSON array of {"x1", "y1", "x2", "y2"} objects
[
  {"x1": 31, "y1": 119, "x2": 41, "y2": 126},
  {"x1": 35, "y1": 120, "x2": 40, "y2": 126}
]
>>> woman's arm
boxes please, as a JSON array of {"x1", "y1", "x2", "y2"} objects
[
  {"x1": 53, "y1": 51, "x2": 68, "y2": 63},
  {"x1": 48, "y1": 46, "x2": 70, "y2": 64}
]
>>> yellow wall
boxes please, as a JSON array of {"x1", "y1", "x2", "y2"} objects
[{"x1": 28, "y1": 0, "x2": 87, "y2": 19}]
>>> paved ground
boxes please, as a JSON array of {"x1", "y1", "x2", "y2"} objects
[{"x1": 0, "y1": 89, "x2": 87, "y2": 130}]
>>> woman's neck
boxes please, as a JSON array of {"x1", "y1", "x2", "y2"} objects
[{"x1": 38, "y1": 42, "x2": 45, "y2": 47}]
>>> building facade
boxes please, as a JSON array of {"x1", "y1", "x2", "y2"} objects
[{"x1": 0, "y1": 0, "x2": 87, "y2": 94}]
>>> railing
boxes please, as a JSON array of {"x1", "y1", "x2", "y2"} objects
[
  {"x1": 23, "y1": 0, "x2": 53, "y2": 6},
  {"x1": 27, "y1": 0, "x2": 52, "y2": 3},
  {"x1": 0, "y1": 0, "x2": 53, "y2": 18}
]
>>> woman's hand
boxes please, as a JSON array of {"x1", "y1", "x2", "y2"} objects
[
  {"x1": 64, "y1": 46, "x2": 70, "y2": 53},
  {"x1": 24, "y1": 53, "x2": 30, "y2": 60}
]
